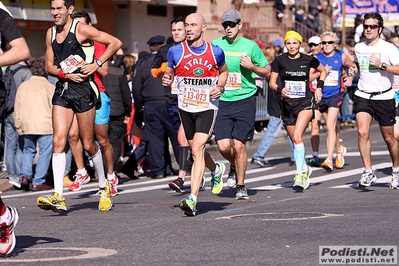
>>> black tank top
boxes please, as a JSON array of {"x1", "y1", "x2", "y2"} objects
[{"x1": 51, "y1": 20, "x2": 92, "y2": 69}]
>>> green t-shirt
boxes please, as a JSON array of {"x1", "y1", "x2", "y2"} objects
[{"x1": 212, "y1": 36, "x2": 268, "y2": 101}]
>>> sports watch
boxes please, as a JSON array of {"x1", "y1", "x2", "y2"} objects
[
  {"x1": 380, "y1": 63, "x2": 387, "y2": 71},
  {"x1": 96, "y1": 59, "x2": 103, "y2": 67}
]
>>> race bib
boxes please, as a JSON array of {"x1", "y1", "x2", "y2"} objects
[
  {"x1": 183, "y1": 87, "x2": 210, "y2": 108},
  {"x1": 357, "y1": 53, "x2": 380, "y2": 71},
  {"x1": 285, "y1": 80, "x2": 306, "y2": 98},
  {"x1": 60, "y1": 54, "x2": 86, "y2": 73},
  {"x1": 225, "y1": 72, "x2": 242, "y2": 90},
  {"x1": 325, "y1": 70, "x2": 339, "y2": 86}
]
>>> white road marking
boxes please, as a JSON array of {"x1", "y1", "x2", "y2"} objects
[{"x1": 0, "y1": 247, "x2": 117, "y2": 262}]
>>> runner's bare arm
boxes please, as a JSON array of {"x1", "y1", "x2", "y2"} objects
[
  {"x1": 76, "y1": 24, "x2": 122, "y2": 74},
  {"x1": 210, "y1": 63, "x2": 228, "y2": 99},
  {"x1": 45, "y1": 28, "x2": 59, "y2": 77}
]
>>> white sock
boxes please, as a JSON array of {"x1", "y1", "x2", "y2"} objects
[
  {"x1": 77, "y1": 168, "x2": 87, "y2": 176},
  {"x1": 392, "y1": 167, "x2": 399, "y2": 173},
  {"x1": 52, "y1": 153, "x2": 66, "y2": 197},
  {"x1": 0, "y1": 208, "x2": 11, "y2": 224},
  {"x1": 107, "y1": 172, "x2": 116, "y2": 180},
  {"x1": 213, "y1": 163, "x2": 220, "y2": 175},
  {"x1": 189, "y1": 194, "x2": 197, "y2": 202},
  {"x1": 91, "y1": 149, "x2": 106, "y2": 188}
]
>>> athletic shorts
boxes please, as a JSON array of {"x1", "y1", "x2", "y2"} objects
[
  {"x1": 214, "y1": 96, "x2": 256, "y2": 142},
  {"x1": 167, "y1": 102, "x2": 181, "y2": 131},
  {"x1": 52, "y1": 81, "x2": 99, "y2": 113},
  {"x1": 95, "y1": 92, "x2": 111, "y2": 125},
  {"x1": 282, "y1": 96, "x2": 315, "y2": 126},
  {"x1": 353, "y1": 95, "x2": 396, "y2": 126},
  {"x1": 319, "y1": 93, "x2": 343, "y2": 113},
  {"x1": 179, "y1": 109, "x2": 217, "y2": 141}
]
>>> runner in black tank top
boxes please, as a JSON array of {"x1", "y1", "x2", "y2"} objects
[{"x1": 36, "y1": 0, "x2": 122, "y2": 214}]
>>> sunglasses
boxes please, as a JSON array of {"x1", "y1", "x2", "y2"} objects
[
  {"x1": 322, "y1": 41, "x2": 335, "y2": 45},
  {"x1": 308, "y1": 43, "x2": 320, "y2": 47},
  {"x1": 222, "y1": 22, "x2": 238, "y2": 29},
  {"x1": 363, "y1": 24, "x2": 379, "y2": 30}
]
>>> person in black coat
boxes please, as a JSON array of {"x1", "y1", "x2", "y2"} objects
[{"x1": 103, "y1": 65, "x2": 132, "y2": 172}]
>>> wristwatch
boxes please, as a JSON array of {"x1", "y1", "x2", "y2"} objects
[
  {"x1": 96, "y1": 59, "x2": 103, "y2": 67},
  {"x1": 380, "y1": 63, "x2": 387, "y2": 71}
]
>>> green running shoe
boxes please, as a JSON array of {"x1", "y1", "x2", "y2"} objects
[
  {"x1": 179, "y1": 195, "x2": 197, "y2": 216},
  {"x1": 211, "y1": 162, "x2": 226, "y2": 195}
]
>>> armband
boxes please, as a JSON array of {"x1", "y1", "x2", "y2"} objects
[
  {"x1": 58, "y1": 69, "x2": 66, "y2": 79},
  {"x1": 317, "y1": 80, "x2": 324, "y2": 91}
]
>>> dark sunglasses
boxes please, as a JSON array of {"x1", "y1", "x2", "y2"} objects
[
  {"x1": 308, "y1": 43, "x2": 320, "y2": 47},
  {"x1": 321, "y1": 41, "x2": 335, "y2": 45},
  {"x1": 363, "y1": 24, "x2": 379, "y2": 30},
  {"x1": 222, "y1": 22, "x2": 238, "y2": 29}
]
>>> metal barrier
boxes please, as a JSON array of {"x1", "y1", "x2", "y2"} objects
[{"x1": 255, "y1": 77, "x2": 269, "y2": 122}]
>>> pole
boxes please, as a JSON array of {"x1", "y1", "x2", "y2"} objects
[{"x1": 342, "y1": 0, "x2": 346, "y2": 46}]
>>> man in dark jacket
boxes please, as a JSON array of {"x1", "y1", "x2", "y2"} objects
[
  {"x1": 103, "y1": 65, "x2": 132, "y2": 172},
  {"x1": 132, "y1": 35, "x2": 179, "y2": 178}
]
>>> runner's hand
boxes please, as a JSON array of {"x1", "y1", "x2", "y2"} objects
[
  {"x1": 210, "y1": 85, "x2": 222, "y2": 99},
  {"x1": 162, "y1": 73, "x2": 172, "y2": 86},
  {"x1": 66, "y1": 72, "x2": 88, "y2": 83}
]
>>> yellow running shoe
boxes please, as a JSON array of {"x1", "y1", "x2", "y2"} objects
[
  {"x1": 36, "y1": 192, "x2": 67, "y2": 213},
  {"x1": 211, "y1": 162, "x2": 226, "y2": 195},
  {"x1": 335, "y1": 145, "x2": 347, "y2": 169},
  {"x1": 98, "y1": 180, "x2": 113, "y2": 212}
]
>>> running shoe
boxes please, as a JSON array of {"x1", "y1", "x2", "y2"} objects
[
  {"x1": 308, "y1": 156, "x2": 321, "y2": 167},
  {"x1": 211, "y1": 162, "x2": 226, "y2": 195},
  {"x1": 390, "y1": 171, "x2": 399, "y2": 189},
  {"x1": 200, "y1": 175, "x2": 205, "y2": 190},
  {"x1": 322, "y1": 159, "x2": 333, "y2": 172},
  {"x1": 179, "y1": 195, "x2": 197, "y2": 216},
  {"x1": 302, "y1": 166, "x2": 312, "y2": 190},
  {"x1": 227, "y1": 165, "x2": 237, "y2": 188},
  {"x1": 235, "y1": 185, "x2": 249, "y2": 200},
  {"x1": 98, "y1": 180, "x2": 112, "y2": 212},
  {"x1": 169, "y1": 177, "x2": 184, "y2": 193},
  {"x1": 293, "y1": 173, "x2": 303, "y2": 188},
  {"x1": 36, "y1": 192, "x2": 67, "y2": 213},
  {"x1": 0, "y1": 206, "x2": 19, "y2": 255},
  {"x1": 293, "y1": 166, "x2": 312, "y2": 190},
  {"x1": 108, "y1": 175, "x2": 119, "y2": 197},
  {"x1": 358, "y1": 171, "x2": 377, "y2": 187},
  {"x1": 335, "y1": 145, "x2": 347, "y2": 169},
  {"x1": 68, "y1": 172, "x2": 91, "y2": 191}
]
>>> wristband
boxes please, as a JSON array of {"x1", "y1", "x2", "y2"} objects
[
  {"x1": 277, "y1": 86, "x2": 283, "y2": 93},
  {"x1": 317, "y1": 80, "x2": 324, "y2": 91},
  {"x1": 58, "y1": 69, "x2": 66, "y2": 79}
]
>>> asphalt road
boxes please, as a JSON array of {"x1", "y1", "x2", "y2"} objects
[{"x1": 1, "y1": 122, "x2": 398, "y2": 266}]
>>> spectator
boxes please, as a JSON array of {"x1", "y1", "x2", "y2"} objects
[
  {"x1": 14, "y1": 58, "x2": 54, "y2": 191},
  {"x1": 103, "y1": 65, "x2": 132, "y2": 173},
  {"x1": 4, "y1": 61, "x2": 32, "y2": 188}
]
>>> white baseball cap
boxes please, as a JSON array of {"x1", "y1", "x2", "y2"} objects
[{"x1": 308, "y1": 36, "x2": 321, "y2": 45}]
